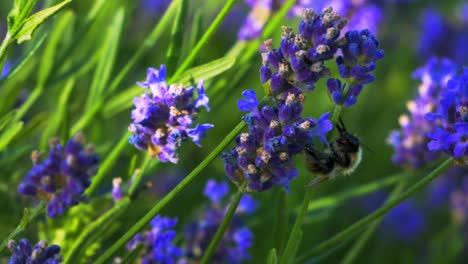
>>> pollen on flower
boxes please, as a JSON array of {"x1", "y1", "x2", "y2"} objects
[{"x1": 128, "y1": 65, "x2": 213, "y2": 163}]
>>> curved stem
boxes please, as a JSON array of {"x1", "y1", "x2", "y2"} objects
[
  {"x1": 63, "y1": 198, "x2": 131, "y2": 263},
  {"x1": 296, "y1": 157, "x2": 454, "y2": 263},
  {"x1": 200, "y1": 189, "x2": 244, "y2": 264},
  {"x1": 94, "y1": 120, "x2": 247, "y2": 264}
]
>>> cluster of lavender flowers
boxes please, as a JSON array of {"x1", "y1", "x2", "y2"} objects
[
  {"x1": 238, "y1": 0, "x2": 383, "y2": 41},
  {"x1": 18, "y1": 134, "x2": 99, "y2": 217},
  {"x1": 425, "y1": 66, "x2": 468, "y2": 161},
  {"x1": 388, "y1": 58, "x2": 457, "y2": 168},
  {"x1": 182, "y1": 180, "x2": 256, "y2": 263},
  {"x1": 127, "y1": 180, "x2": 256, "y2": 263},
  {"x1": 7, "y1": 239, "x2": 62, "y2": 264},
  {"x1": 126, "y1": 215, "x2": 182, "y2": 263},
  {"x1": 223, "y1": 7, "x2": 383, "y2": 192},
  {"x1": 418, "y1": 4, "x2": 468, "y2": 65},
  {"x1": 129, "y1": 65, "x2": 213, "y2": 163}
]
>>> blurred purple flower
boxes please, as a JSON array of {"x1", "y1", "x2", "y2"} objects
[
  {"x1": 7, "y1": 239, "x2": 62, "y2": 264},
  {"x1": 181, "y1": 180, "x2": 256, "y2": 263},
  {"x1": 127, "y1": 215, "x2": 182, "y2": 263},
  {"x1": 388, "y1": 58, "x2": 457, "y2": 168},
  {"x1": 18, "y1": 134, "x2": 99, "y2": 217}
]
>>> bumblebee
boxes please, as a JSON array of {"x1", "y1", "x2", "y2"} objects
[{"x1": 304, "y1": 119, "x2": 362, "y2": 186}]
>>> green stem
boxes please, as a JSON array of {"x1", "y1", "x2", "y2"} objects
[
  {"x1": 0, "y1": 33, "x2": 11, "y2": 72},
  {"x1": 273, "y1": 188, "x2": 289, "y2": 256},
  {"x1": 128, "y1": 154, "x2": 154, "y2": 197},
  {"x1": 307, "y1": 172, "x2": 406, "y2": 212},
  {"x1": 280, "y1": 105, "x2": 343, "y2": 263},
  {"x1": 63, "y1": 198, "x2": 131, "y2": 263},
  {"x1": 340, "y1": 177, "x2": 407, "y2": 264},
  {"x1": 171, "y1": 0, "x2": 238, "y2": 80},
  {"x1": 0, "y1": 202, "x2": 46, "y2": 253},
  {"x1": 280, "y1": 188, "x2": 314, "y2": 263},
  {"x1": 86, "y1": 130, "x2": 130, "y2": 197},
  {"x1": 94, "y1": 120, "x2": 247, "y2": 264},
  {"x1": 200, "y1": 189, "x2": 244, "y2": 264},
  {"x1": 296, "y1": 157, "x2": 454, "y2": 263}
]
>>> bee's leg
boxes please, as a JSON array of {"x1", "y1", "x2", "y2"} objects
[{"x1": 305, "y1": 175, "x2": 330, "y2": 187}]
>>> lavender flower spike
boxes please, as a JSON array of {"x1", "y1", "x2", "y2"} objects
[
  {"x1": 127, "y1": 215, "x2": 182, "y2": 263},
  {"x1": 18, "y1": 133, "x2": 99, "y2": 217},
  {"x1": 129, "y1": 65, "x2": 214, "y2": 163},
  {"x1": 7, "y1": 239, "x2": 62, "y2": 264},
  {"x1": 425, "y1": 66, "x2": 468, "y2": 162}
]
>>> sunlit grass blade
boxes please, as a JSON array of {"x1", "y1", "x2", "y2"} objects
[
  {"x1": 63, "y1": 198, "x2": 131, "y2": 263},
  {"x1": 171, "y1": 0, "x2": 238, "y2": 80},
  {"x1": 0, "y1": 121, "x2": 23, "y2": 151},
  {"x1": 84, "y1": 8, "x2": 124, "y2": 111},
  {"x1": 106, "y1": 0, "x2": 181, "y2": 94},
  {"x1": 165, "y1": 0, "x2": 188, "y2": 73},
  {"x1": 307, "y1": 172, "x2": 407, "y2": 212},
  {"x1": 40, "y1": 78, "x2": 75, "y2": 148}
]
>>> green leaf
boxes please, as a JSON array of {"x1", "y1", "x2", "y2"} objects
[
  {"x1": 172, "y1": 56, "x2": 236, "y2": 85},
  {"x1": 18, "y1": 208, "x2": 31, "y2": 228},
  {"x1": 86, "y1": 7, "x2": 124, "y2": 109},
  {"x1": 37, "y1": 10, "x2": 74, "y2": 86},
  {"x1": 40, "y1": 78, "x2": 75, "y2": 148},
  {"x1": 15, "y1": 0, "x2": 72, "y2": 44},
  {"x1": 0, "y1": 33, "x2": 46, "y2": 83},
  {"x1": 8, "y1": 0, "x2": 39, "y2": 35},
  {"x1": 165, "y1": 0, "x2": 188, "y2": 73},
  {"x1": 0, "y1": 121, "x2": 23, "y2": 151},
  {"x1": 267, "y1": 248, "x2": 278, "y2": 264}
]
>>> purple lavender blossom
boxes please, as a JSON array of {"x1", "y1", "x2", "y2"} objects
[
  {"x1": 18, "y1": 134, "x2": 99, "y2": 217},
  {"x1": 222, "y1": 90, "x2": 333, "y2": 192},
  {"x1": 328, "y1": 29, "x2": 384, "y2": 106},
  {"x1": 1, "y1": 60, "x2": 11, "y2": 79},
  {"x1": 451, "y1": 177, "x2": 468, "y2": 225},
  {"x1": 181, "y1": 180, "x2": 255, "y2": 263},
  {"x1": 418, "y1": 7, "x2": 468, "y2": 65},
  {"x1": 127, "y1": 215, "x2": 182, "y2": 264},
  {"x1": 112, "y1": 177, "x2": 124, "y2": 202},
  {"x1": 238, "y1": 0, "x2": 272, "y2": 40},
  {"x1": 260, "y1": 8, "x2": 347, "y2": 97},
  {"x1": 291, "y1": 0, "x2": 382, "y2": 34},
  {"x1": 7, "y1": 239, "x2": 62, "y2": 264},
  {"x1": 361, "y1": 193, "x2": 425, "y2": 242},
  {"x1": 204, "y1": 179, "x2": 229, "y2": 204},
  {"x1": 382, "y1": 199, "x2": 426, "y2": 242},
  {"x1": 140, "y1": 0, "x2": 171, "y2": 15},
  {"x1": 388, "y1": 58, "x2": 457, "y2": 168},
  {"x1": 425, "y1": 66, "x2": 468, "y2": 160},
  {"x1": 128, "y1": 65, "x2": 213, "y2": 164}
]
